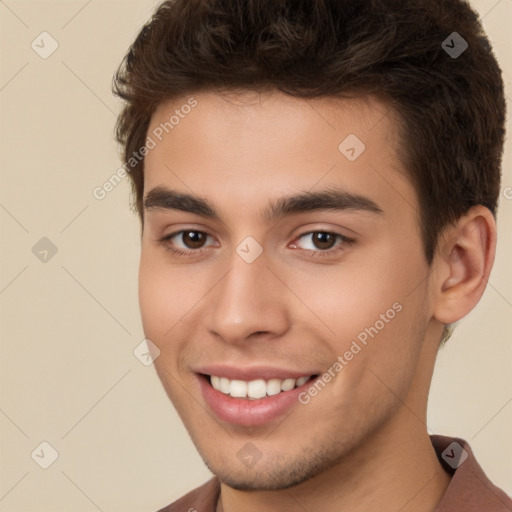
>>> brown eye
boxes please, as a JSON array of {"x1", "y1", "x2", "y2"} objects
[
  {"x1": 291, "y1": 231, "x2": 353, "y2": 258},
  {"x1": 181, "y1": 231, "x2": 207, "y2": 249},
  {"x1": 310, "y1": 232, "x2": 338, "y2": 250},
  {"x1": 160, "y1": 230, "x2": 215, "y2": 254},
  {"x1": 297, "y1": 231, "x2": 342, "y2": 251}
]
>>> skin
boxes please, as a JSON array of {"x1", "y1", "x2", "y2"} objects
[{"x1": 138, "y1": 90, "x2": 496, "y2": 512}]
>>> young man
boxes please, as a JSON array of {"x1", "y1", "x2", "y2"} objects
[{"x1": 113, "y1": 0, "x2": 511, "y2": 510}]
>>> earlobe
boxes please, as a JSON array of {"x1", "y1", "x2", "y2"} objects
[{"x1": 433, "y1": 206, "x2": 496, "y2": 325}]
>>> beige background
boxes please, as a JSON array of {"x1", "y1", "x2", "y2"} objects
[{"x1": 0, "y1": 1, "x2": 511, "y2": 510}]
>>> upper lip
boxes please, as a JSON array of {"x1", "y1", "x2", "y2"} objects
[{"x1": 194, "y1": 364, "x2": 319, "y2": 381}]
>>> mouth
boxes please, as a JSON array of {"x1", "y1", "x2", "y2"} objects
[
  {"x1": 206, "y1": 374, "x2": 317, "y2": 399},
  {"x1": 196, "y1": 371, "x2": 320, "y2": 427}
]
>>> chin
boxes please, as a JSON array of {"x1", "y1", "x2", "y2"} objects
[
  {"x1": 214, "y1": 470, "x2": 314, "y2": 492},
  {"x1": 203, "y1": 448, "x2": 342, "y2": 491}
]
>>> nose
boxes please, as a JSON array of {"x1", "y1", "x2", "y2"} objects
[{"x1": 205, "y1": 250, "x2": 291, "y2": 344}]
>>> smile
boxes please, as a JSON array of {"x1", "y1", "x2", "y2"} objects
[
  {"x1": 197, "y1": 370, "x2": 320, "y2": 427},
  {"x1": 209, "y1": 375, "x2": 314, "y2": 399}
]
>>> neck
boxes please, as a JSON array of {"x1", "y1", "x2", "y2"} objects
[{"x1": 217, "y1": 411, "x2": 451, "y2": 512}]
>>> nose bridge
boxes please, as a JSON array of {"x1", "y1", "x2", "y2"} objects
[{"x1": 206, "y1": 248, "x2": 289, "y2": 342}]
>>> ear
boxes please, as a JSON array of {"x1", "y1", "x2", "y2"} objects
[{"x1": 432, "y1": 206, "x2": 497, "y2": 325}]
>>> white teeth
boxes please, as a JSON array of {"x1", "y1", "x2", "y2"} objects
[
  {"x1": 281, "y1": 378, "x2": 296, "y2": 391},
  {"x1": 266, "y1": 378, "x2": 282, "y2": 396},
  {"x1": 230, "y1": 379, "x2": 247, "y2": 398},
  {"x1": 247, "y1": 379, "x2": 267, "y2": 399},
  {"x1": 219, "y1": 377, "x2": 230, "y2": 394},
  {"x1": 296, "y1": 376, "x2": 309, "y2": 387},
  {"x1": 211, "y1": 375, "x2": 220, "y2": 390},
  {"x1": 209, "y1": 375, "x2": 314, "y2": 399}
]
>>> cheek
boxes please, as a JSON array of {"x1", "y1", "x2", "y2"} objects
[
  {"x1": 286, "y1": 257, "x2": 407, "y2": 340},
  {"x1": 138, "y1": 251, "x2": 189, "y2": 342},
  {"x1": 138, "y1": 257, "x2": 166, "y2": 338},
  {"x1": 288, "y1": 249, "x2": 428, "y2": 384},
  {"x1": 138, "y1": 249, "x2": 216, "y2": 380},
  {"x1": 316, "y1": 305, "x2": 425, "y2": 441}
]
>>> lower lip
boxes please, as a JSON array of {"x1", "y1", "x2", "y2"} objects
[{"x1": 198, "y1": 375, "x2": 315, "y2": 427}]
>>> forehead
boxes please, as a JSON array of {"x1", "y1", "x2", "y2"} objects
[
  {"x1": 147, "y1": 89, "x2": 397, "y2": 151},
  {"x1": 143, "y1": 90, "x2": 416, "y2": 224}
]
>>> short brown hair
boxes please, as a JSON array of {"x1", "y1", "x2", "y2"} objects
[{"x1": 113, "y1": 0, "x2": 506, "y2": 265}]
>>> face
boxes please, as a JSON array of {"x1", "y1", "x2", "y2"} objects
[{"x1": 139, "y1": 90, "x2": 438, "y2": 490}]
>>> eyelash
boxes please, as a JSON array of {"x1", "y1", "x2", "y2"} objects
[{"x1": 158, "y1": 230, "x2": 355, "y2": 259}]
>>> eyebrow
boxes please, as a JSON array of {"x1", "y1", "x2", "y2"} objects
[{"x1": 143, "y1": 185, "x2": 383, "y2": 222}]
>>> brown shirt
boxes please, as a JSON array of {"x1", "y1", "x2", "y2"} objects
[{"x1": 157, "y1": 435, "x2": 512, "y2": 511}]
